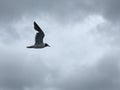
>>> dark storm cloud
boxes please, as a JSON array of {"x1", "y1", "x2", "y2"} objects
[
  {"x1": 0, "y1": 0, "x2": 120, "y2": 23},
  {"x1": 0, "y1": 0, "x2": 93, "y2": 23},
  {"x1": 91, "y1": 0, "x2": 120, "y2": 22}
]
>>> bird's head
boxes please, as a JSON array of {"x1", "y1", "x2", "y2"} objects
[{"x1": 45, "y1": 43, "x2": 50, "y2": 47}]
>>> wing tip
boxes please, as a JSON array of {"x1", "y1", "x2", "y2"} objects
[{"x1": 34, "y1": 21, "x2": 37, "y2": 25}]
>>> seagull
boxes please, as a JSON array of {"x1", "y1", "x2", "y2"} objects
[{"x1": 27, "y1": 21, "x2": 50, "y2": 49}]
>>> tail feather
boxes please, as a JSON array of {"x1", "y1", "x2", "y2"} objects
[{"x1": 26, "y1": 46, "x2": 34, "y2": 48}]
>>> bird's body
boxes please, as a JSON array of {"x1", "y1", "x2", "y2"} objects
[{"x1": 27, "y1": 21, "x2": 50, "y2": 49}]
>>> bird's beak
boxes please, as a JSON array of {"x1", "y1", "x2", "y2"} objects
[{"x1": 48, "y1": 45, "x2": 50, "y2": 47}]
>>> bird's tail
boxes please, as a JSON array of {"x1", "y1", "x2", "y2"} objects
[{"x1": 26, "y1": 46, "x2": 34, "y2": 48}]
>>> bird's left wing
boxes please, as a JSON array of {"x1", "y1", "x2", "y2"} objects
[{"x1": 34, "y1": 21, "x2": 45, "y2": 37}]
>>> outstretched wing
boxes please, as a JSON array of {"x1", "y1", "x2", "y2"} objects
[
  {"x1": 34, "y1": 21, "x2": 45, "y2": 36},
  {"x1": 34, "y1": 21, "x2": 45, "y2": 45}
]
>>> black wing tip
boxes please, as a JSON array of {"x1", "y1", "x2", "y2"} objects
[
  {"x1": 33, "y1": 21, "x2": 41, "y2": 32},
  {"x1": 34, "y1": 21, "x2": 38, "y2": 29},
  {"x1": 34, "y1": 21, "x2": 37, "y2": 25}
]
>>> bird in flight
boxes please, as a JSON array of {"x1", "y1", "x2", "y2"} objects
[{"x1": 27, "y1": 21, "x2": 50, "y2": 49}]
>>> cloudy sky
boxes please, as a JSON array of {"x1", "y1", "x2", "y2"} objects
[{"x1": 0, "y1": 0, "x2": 120, "y2": 90}]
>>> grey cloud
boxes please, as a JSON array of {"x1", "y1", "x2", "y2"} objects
[
  {"x1": 0, "y1": 49, "x2": 49, "y2": 90},
  {"x1": 0, "y1": 0, "x2": 90, "y2": 42},
  {"x1": 0, "y1": 0, "x2": 120, "y2": 24},
  {"x1": 1, "y1": 47, "x2": 120, "y2": 90},
  {"x1": 0, "y1": 0, "x2": 120, "y2": 90},
  {"x1": 0, "y1": 0, "x2": 100, "y2": 23},
  {"x1": 0, "y1": 25, "x2": 20, "y2": 44},
  {"x1": 90, "y1": 0, "x2": 120, "y2": 22},
  {"x1": 51, "y1": 51, "x2": 120, "y2": 90}
]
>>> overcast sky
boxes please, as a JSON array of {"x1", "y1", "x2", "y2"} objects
[{"x1": 0, "y1": 0, "x2": 120, "y2": 90}]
